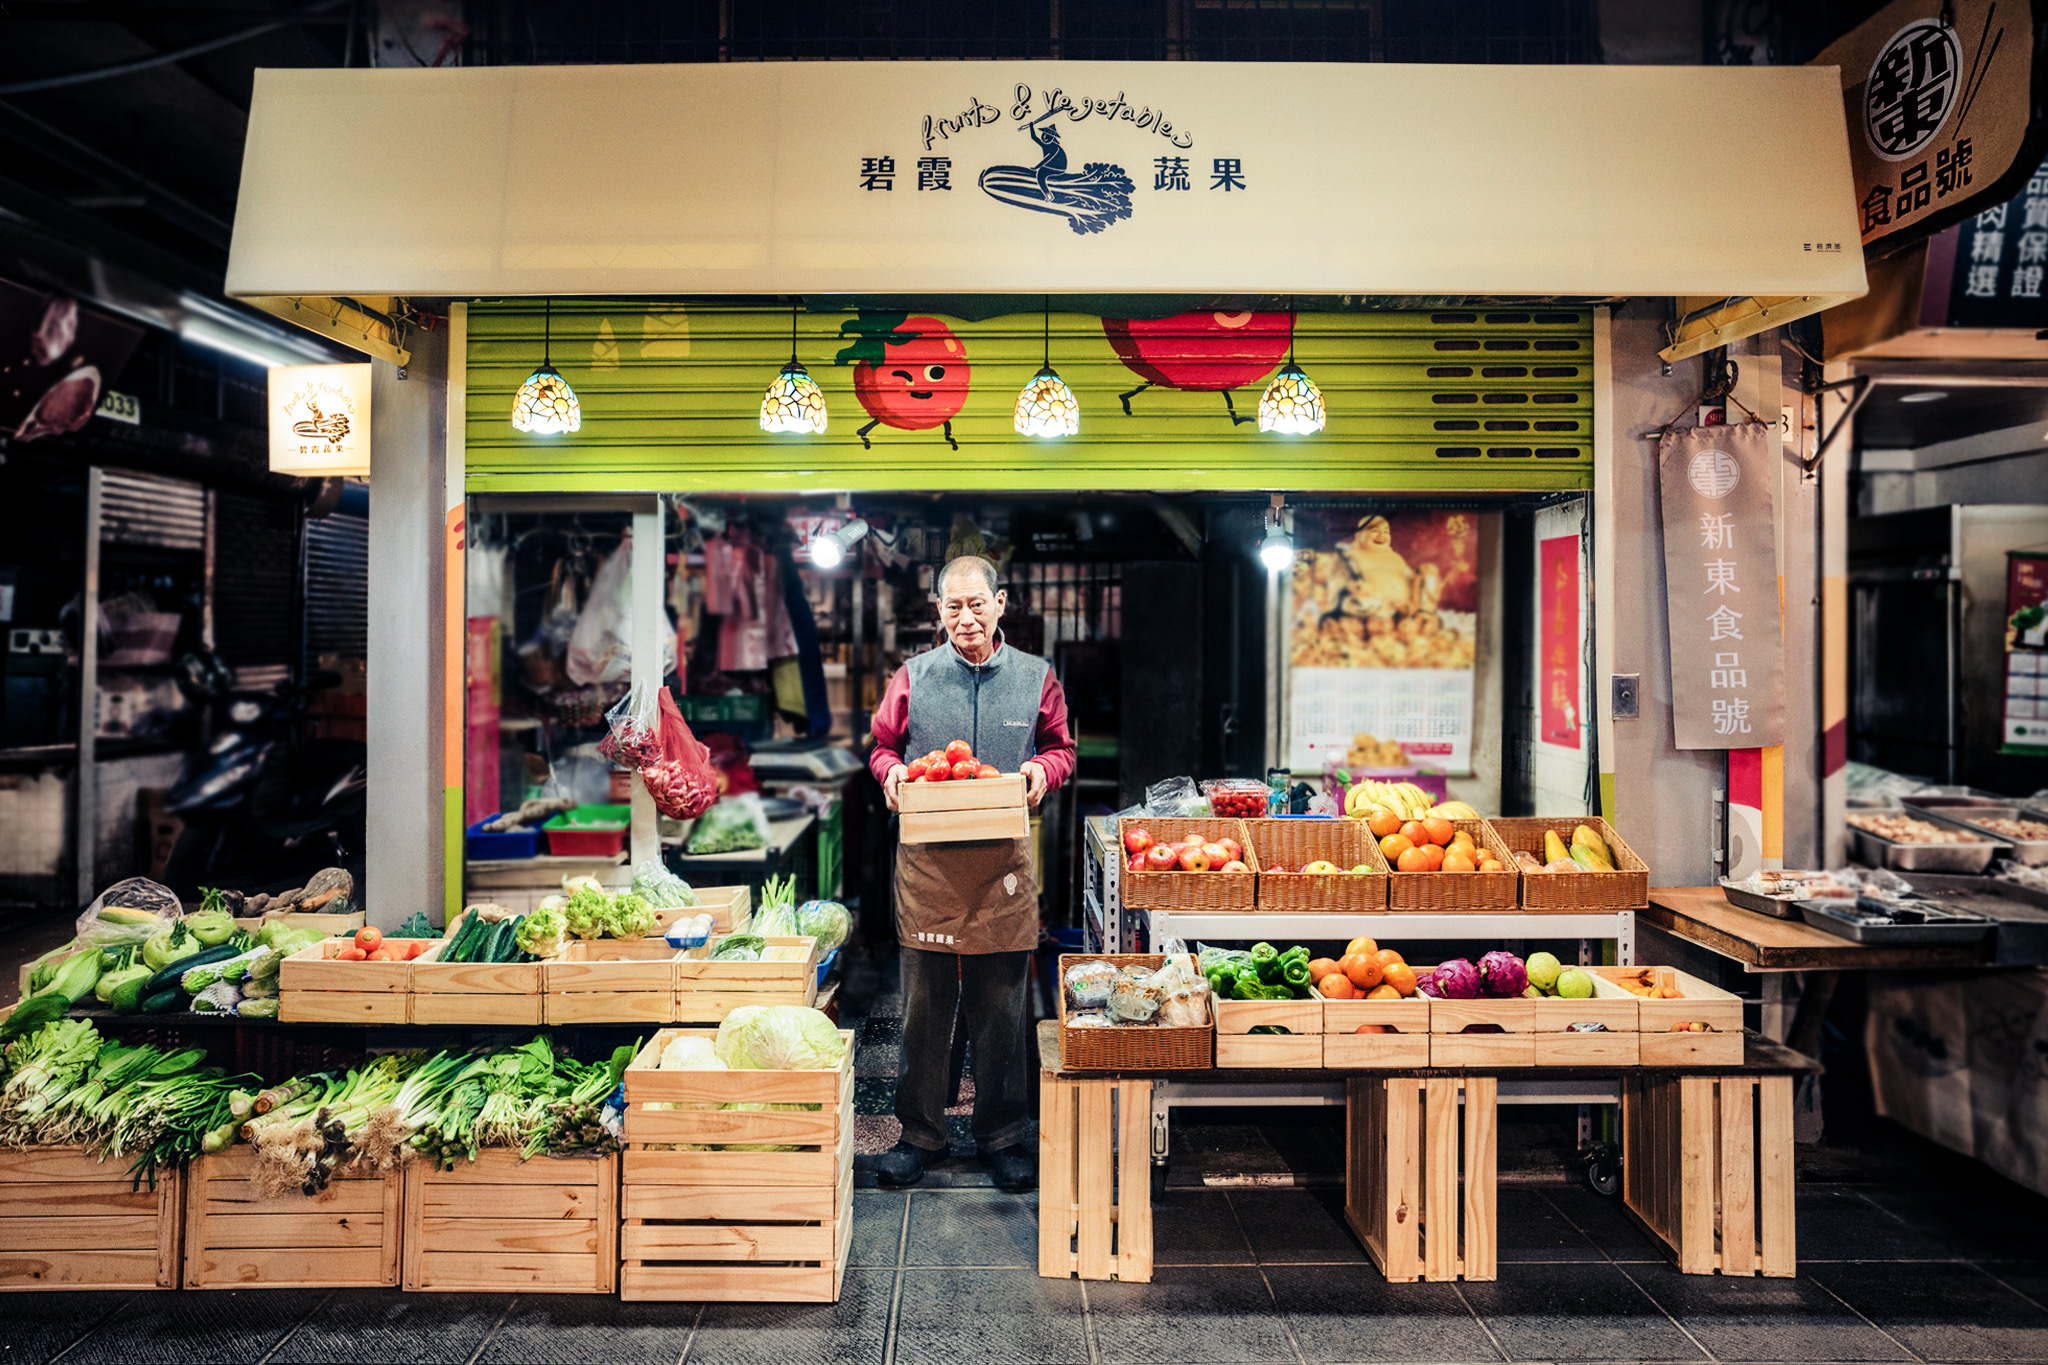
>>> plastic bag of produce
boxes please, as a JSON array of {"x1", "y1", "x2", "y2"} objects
[
  {"x1": 631, "y1": 858, "x2": 698, "y2": 909},
  {"x1": 75, "y1": 876, "x2": 183, "y2": 950},
  {"x1": 714, "y1": 1005, "x2": 846, "y2": 1070},
  {"x1": 1142, "y1": 776, "x2": 1206, "y2": 818},
  {"x1": 686, "y1": 793, "x2": 769, "y2": 855},
  {"x1": 599, "y1": 681, "x2": 664, "y2": 770},
  {"x1": 643, "y1": 690, "x2": 718, "y2": 820},
  {"x1": 795, "y1": 900, "x2": 850, "y2": 955}
]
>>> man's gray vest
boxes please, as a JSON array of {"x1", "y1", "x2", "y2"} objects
[{"x1": 902, "y1": 632, "x2": 1050, "y2": 773}]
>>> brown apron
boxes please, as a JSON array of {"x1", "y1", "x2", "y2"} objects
[{"x1": 894, "y1": 834, "x2": 1037, "y2": 954}]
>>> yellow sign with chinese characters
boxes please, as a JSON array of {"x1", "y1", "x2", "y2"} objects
[{"x1": 268, "y1": 362, "x2": 370, "y2": 477}]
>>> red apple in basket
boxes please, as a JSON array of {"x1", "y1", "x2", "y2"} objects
[
  {"x1": 1179, "y1": 846, "x2": 1212, "y2": 872},
  {"x1": 1144, "y1": 844, "x2": 1180, "y2": 872},
  {"x1": 1221, "y1": 859, "x2": 1249, "y2": 873},
  {"x1": 1124, "y1": 827, "x2": 1153, "y2": 855},
  {"x1": 1216, "y1": 837, "x2": 1242, "y2": 864},
  {"x1": 1200, "y1": 842, "x2": 1232, "y2": 868},
  {"x1": 1128, "y1": 851, "x2": 1148, "y2": 872}
]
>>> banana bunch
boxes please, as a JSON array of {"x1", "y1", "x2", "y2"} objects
[
  {"x1": 1345, "y1": 779, "x2": 1434, "y2": 821},
  {"x1": 1428, "y1": 800, "x2": 1480, "y2": 820},
  {"x1": 1542, "y1": 824, "x2": 1616, "y2": 872}
]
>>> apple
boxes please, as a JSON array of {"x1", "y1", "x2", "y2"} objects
[
  {"x1": 1216, "y1": 837, "x2": 1242, "y2": 864},
  {"x1": 1349, "y1": 864, "x2": 1372, "y2": 875},
  {"x1": 1128, "y1": 851, "x2": 1148, "y2": 872},
  {"x1": 1178, "y1": 847, "x2": 1212, "y2": 872},
  {"x1": 1304, "y1": 859, "x2": 1341, "y2": 874},
  {"x1": 1220, "y1": 859, "x2": 1249, "y2": 873},
  {"x1": 1144, "y1": 844, "x2": 1180, "y2": 872},
  {"x1": 1200, "y1": 841, "x2": 1232, "y2": 867},
  {"x1": 1124, "y1": 827, "x2": 1153, "y2": 855}
]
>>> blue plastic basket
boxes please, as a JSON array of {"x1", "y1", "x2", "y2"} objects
[
  {"x1": 466, "y1": 815, "x2": 539, "y2": 860},
  {"x1": 816, "y1": 946, "x2": 840, "y2": 989}
]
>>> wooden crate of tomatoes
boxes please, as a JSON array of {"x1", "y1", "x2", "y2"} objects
[
  {"x1": 278, "y1": 929, "x2": 434, "y2": 1024},
  {"x1": 898, "y1": 740, "x2": 1029, "y2": 843}
]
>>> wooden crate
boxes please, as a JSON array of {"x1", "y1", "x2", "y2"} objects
[
  {"x1": 619, "y1": 1027, "x2": 855, "y2": 1302},
  {"x1": 1489, "y1": 816, "x2": 1650, "y2": 910},
  {"x1": 231, "y1": 910, "x2": 365, "y2": 938},
  {"x1": 1039, "y1": 1073, "x2": 1152, "y2": 1283},
  {"x1": 1213, "y1": 994, "x2": 1322, "y2": 1068},
  {"x1": 409, "y1": 910, "x2": 546, "y2": 1025},
  {"x1": 544, "y1": 940, "x2": 682, "y2": 1025},
  {"x1": 278, "y1": 937, "x2": 433, "y2": 1024},
  {"x1": 183, "y1": 1146, "x2": 402, "y2": 1288},
  {"x1": 1345, "y1": 1076, "x2": 1497, "y2": 1282},
  {"x1": 649, "y1": 883, "x2": 751, "y2": 936},
  {"x1": 1532, "y1": 972, "x2": 1641, "y2": 1066},
  {"x1": 1623, "y1": 1073, "x2": 1795, "y2": 1277},
  {"x1": 1321, "y1": 994, "x2": 1432, "y2": 1068},
  {"x1": 673, "y1": 935, "x2": 818, "y2": 1023},
  {"x1": 899, "y1": 772, "x2": 1029, "y2": 843},
  {"x1": 401, "y1": 1148, "x2": 617, "y2": 1294},
  {"x1": 1603, "y1": 966, "x2": 1745, "y2": 1066},
  {"x1": 0, "y1": 1147, "x2": 181, "y2": 1290},
  {"x1": 1428, "y1": 989, "x2": 1536, "y2": 1067}
]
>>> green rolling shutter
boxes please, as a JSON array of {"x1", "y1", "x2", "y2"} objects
[{"x1": 463, "y1": 303, "x2": 1592, "y2": 494}]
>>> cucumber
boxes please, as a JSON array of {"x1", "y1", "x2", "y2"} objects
[
  {"x1": 479, "y1": 917, "x2": 514, "y2": 964},
  {"x1": 140, "y1": 985, "x2": 184, "y2": 1014},
  {"x1": 444, "y1": 912, "x2": 483, "y2": 963},
  {"x1": 143, "y1": 942, "x2": 239, "y2": 997}
]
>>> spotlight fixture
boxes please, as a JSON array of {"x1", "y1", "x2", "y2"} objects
[
  {"x1": 809, "y1": 517, "x2": 869, "y2": 569},
  {"x1": 1014, "y1": 298, "x2": 1079, "y2": 438},
  {"x1": 1257, "y1": 308, "x2": 1325, "y2": 435},
  {"x1": 511, "y1": 298, "x2": 581, "y2": 434},
  {"x1": 760, "y1": 305, "x2": 828, "y2": 434},
  {"x1": 1258, "y1": 494, "x2": 1295, "y2": 571}
]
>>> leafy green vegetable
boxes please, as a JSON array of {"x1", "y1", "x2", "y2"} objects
[
  {"x1": 395, "y1": 911, "x2": 439, "y2": 939},
  {"x1": 515, "y1": 904, "x2": 566, "y2": 958},
  {"x1": 711, "y1": 933, "x2": 766, "y2": 962},
  {"x1": 684, "y1": 801, "x2": 766, "y2": 855},
  {"x1": 563, "y1": 886, "x2": 657, "y2": 940},
  {"x1": 631, "y1": 859, "x2": 698, "y2": 909},
  {"x1": 714, "y1": 1005, "x2": 846, "y2": 1070},
  {"x1": 185, "y1": 905, "x2": 237, "y2": 947},
  {"x1": 795, "y1": 901, "x2": 851, "y2": 955}
]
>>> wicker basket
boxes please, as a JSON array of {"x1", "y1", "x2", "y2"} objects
[
  {"x1": 1116, "y1": 818, "x2": 1259, "y2": 911},
  {"x1": 1385, "y1": 818, "x2": 1520, "y2": 912},
  {"x1": 1057, "y1": 954, "x2": 1214, "y2": 1071},
  {"x1": 1489, "y1": 816, "x2": 1650, "y2": 910},
  {"x1": 1244, "y1": 819, "x2": 1388, "y2": 911}
]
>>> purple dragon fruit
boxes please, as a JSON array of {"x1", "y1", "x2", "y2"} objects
[
  {"x1": 1433, "y1": 958, "x2": 1481, "y2": 999},
  {"x1": 1478, "y1": 951, "x2": 1528, "y2": 998}
]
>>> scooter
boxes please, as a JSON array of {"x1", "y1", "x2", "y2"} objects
[{"x1": 160, "y1": 659, "x2": 366, "y2": 896}]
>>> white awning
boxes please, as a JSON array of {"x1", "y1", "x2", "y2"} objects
[{"x1": 227, "y1": 60, "x2": 1867, "y2": 304}]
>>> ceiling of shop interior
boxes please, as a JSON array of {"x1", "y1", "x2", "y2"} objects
[{"x1": 1855, "y1": 363, "x2": 2048, "y2": 450}]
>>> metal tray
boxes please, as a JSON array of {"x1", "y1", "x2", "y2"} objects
[
  {"x1": 1799, "y1": 896, "x2": 1997, "y2": 945},
  {"x1": 1720, "y1": 878, "x2": 1853, "y2": 919},
  {"x1": 1913, "y1": 805, "x2": 2048, "y2": 866},
  {"x1": 1845, "y1": 822, "x2": 2007, "y2": 874}
]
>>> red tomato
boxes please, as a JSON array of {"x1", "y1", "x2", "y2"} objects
[
  {"x1": 355, "y1": 926, "x2": 383, "y2": 952},
  {"x1": 975, "y1": 765, "x2": 1001, "y2": 779},
  {"x1": 906, "y1": 758, "x2": 930, "y2": 780},
  {"x1": 851, "y1": 316, "x2": 972, "y2": 432},
  {"x1": 951, "y1": 760, "x2": 979, "y2": 781},
  {"x1": 1101, "y1": 312, "x2": 1293, "y2": 392},
  {"x1": 923, "y1": 750, "x2": 948, "y2": 768},
  {"x1": 944, "y1": 740, "x2": 975, "y2": 766},
  {"x1": 926, "y1": 762, "x2": 952, "y2": 781}
]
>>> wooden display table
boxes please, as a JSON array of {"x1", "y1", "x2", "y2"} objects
[
  {"x1": 1641, "y1": 887, "x2": 1992, "y2": 971},
  {"x1": 1035, "y1": 1020, "x2": 1815, "y2": 1285}
]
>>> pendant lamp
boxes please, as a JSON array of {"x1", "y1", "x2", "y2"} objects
[
  {"x1": 1013, "y1": 299, "x2": 1078, "y2": 438},
  {"x1": 1257, "y1": 309, "x2": 1325, "y2": 435},
  {"x1": 511, "y1": 299, "x2": 581, "y2": 434},
  {"x1": 760, "y1": 305, "x2": 828, "y2": 435}
]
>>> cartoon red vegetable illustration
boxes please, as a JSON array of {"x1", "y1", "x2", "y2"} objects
[
  {"x1": 1101, "y1": 310, "x2": 1292, "y2": 423},
  {"x1": 836, "y1": 313, "x2": 972, "y2": 450}
]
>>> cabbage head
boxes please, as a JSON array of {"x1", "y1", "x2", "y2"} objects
[
  {"x1": 714, "y1": 1006, "x2": 846, "y2": 1070},
  {"x1": 795, "y1": 900, "x2": 851, "y2": 955}
]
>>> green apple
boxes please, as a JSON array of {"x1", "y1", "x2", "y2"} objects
[
  {"x1": 1555, "y1": 967, "x2": 1593, "y2": 1000},
  {"x1": 1525, "y1": 951, "x2": 1563, "y2": 992}
]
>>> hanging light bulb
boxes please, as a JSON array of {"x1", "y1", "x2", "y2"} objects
[
  {"x1": 1258, "y1": 494, "x2": 1294, "y2": 571},
  {"x1": 1258, "y1": 309, "x2": 1325, "y2": 435},
  {"x1": 511, "y1": 299, "x2": 581, "y2": 434},
  {"x1": 1014, "y1": 299, "x2": 1079, "y2": 438},
  {"x1": 760, "y1": 305, "x2": 828, "y2": 434}
]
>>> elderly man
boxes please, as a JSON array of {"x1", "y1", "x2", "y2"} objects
[{"x1": 868, "y1": 554, "x2": 1074, "y2": 1191}]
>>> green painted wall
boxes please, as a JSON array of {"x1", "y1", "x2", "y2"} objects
[{"x1": 464, "y1": 303, "x2": 1593, "y2": 494}]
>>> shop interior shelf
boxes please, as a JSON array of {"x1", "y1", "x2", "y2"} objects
[{"x1": 1137, "y1": 910, "x2": 1633, "y2": 943}]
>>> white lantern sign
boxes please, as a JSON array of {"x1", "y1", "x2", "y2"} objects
[{"x1": 268, "y1": 363, "x2": 371, "y2": 477}]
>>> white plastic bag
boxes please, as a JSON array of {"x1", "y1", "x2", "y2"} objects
[
  {"x1": 567, "y1": 533, "x2": 678, "y2": 687},
  {"x1": 76, "y1": 876, "x2": 184, "y2": 950}
]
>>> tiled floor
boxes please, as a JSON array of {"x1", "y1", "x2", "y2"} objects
[{"x1": 18, "y1": 1179, "x2": 2048, "y2": 1365}]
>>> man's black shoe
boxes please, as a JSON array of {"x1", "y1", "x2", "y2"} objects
[
  {"x1": 979, "y1": 1142, "x2": 1036, "y2": 1192},
  {"x1": 876, "y1": 1140, "x2": 940, "y2": 1187}
]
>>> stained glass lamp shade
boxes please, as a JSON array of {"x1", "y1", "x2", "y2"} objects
[
  {"x1": 760, "y1": 362, "x2": 828, "y2": 434},
  {"x1": 1013, "y1": 366, "x2": 1079, "y2": 438},
  {"x1": 1258, "y1": 362, "x2": 1325, "y2": 435},
  {"x1": 511, "y1": 365, "x2": 581, "y2": 434}
]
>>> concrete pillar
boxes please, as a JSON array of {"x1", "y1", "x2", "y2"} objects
[{"x1": 366, "y1": 325, "x2": 448, "y2": 929}]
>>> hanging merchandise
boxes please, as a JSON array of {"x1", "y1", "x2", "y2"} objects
[
  {"x1": 774, "y1": 541, "x2": 834, "y2": 736},
  {"x1": 566, "y1": 531, "x2": 677, "y2": 687},
  {"x1": 599, "y1": 684, "x2": 719, "y2": 820}
]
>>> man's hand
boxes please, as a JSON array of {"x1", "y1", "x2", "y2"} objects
[
  {"x1": 1021, "y1": 760, "x2": 1049, "y2": 809},
  {"x1": 883, "y1": 764, "x2": 909, "y2": 812}
]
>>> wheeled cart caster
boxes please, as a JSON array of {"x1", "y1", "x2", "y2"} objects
[
  {"x1": 1150, "y1": 1162, "x2": 1169, "y2": 1199},
  {"x1": 1582, "y1": 1142, "x2": 1620, "y2": 1196}
]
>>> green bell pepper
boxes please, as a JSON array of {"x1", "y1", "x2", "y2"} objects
[
  {"x1": 1280, "y1": 956, "x2": 1312, "y2": 990},
  {"x1": 1232, "y1": 965, "x2": 1270, "y2": 999},
  {"x1": 1205, "y1": 965, "x2": 1236, "y2": 999}
]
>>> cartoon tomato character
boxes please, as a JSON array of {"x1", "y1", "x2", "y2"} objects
[
  {"x1": 1101, "y1": 311, "x2": 1293, "y2": 423},
  {"x1": 836, "y1": 312, "x2": 972, "y2": 449}
]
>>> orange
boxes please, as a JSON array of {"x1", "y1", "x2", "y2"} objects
[
  {"x1": 1440, "y1": 851, "x2": 1477, "y2": 873},
  {"x1": 1379, "y1": 833, "x2": 1414, "y2": 861},
  {"x1": 1477, "y1": 857, "x2": 1503, "y2": 873},
  {"x1": 1366, "y1": 807, "x2": 1403, "y2": 838},
  {"x1": 1396, "y1": 845, "x2": 1431, "y2": 873},
  {"x1": 1399, "y1": 820, "x2": 1430, "y2": 847},
  {"x1": 1382, "y1": 962, "x2": 1418, "y2": 996},
  {"x1": 1372, "y1": 947, "x2": 1406, "y2": 970},
  {"x1": 1450, "y1": 829, "x2": 1477, "y2": 852},
  {"x1": 1366, "y1": 983, "x2": 1401, "y2": 1001},
  {"x1": 1344, "y1": 953, "x2": 1384, "y2": 991},
  {"x1": 1422, "y1": 817, "x2": 1455, "y2": 846},
  {"x1": 1307, "y1": 957, "x2": 1339, "y2": 982},
  {"x1": 1344, "y1": 936, "x2": 1378, "y2": 959},
  {"x1": 1417, "y1": 843, "x2": 1446, "y2": 871},
  {"x1": 1318, "y1": 973, "x2": 1355, "y2": 1000}
]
